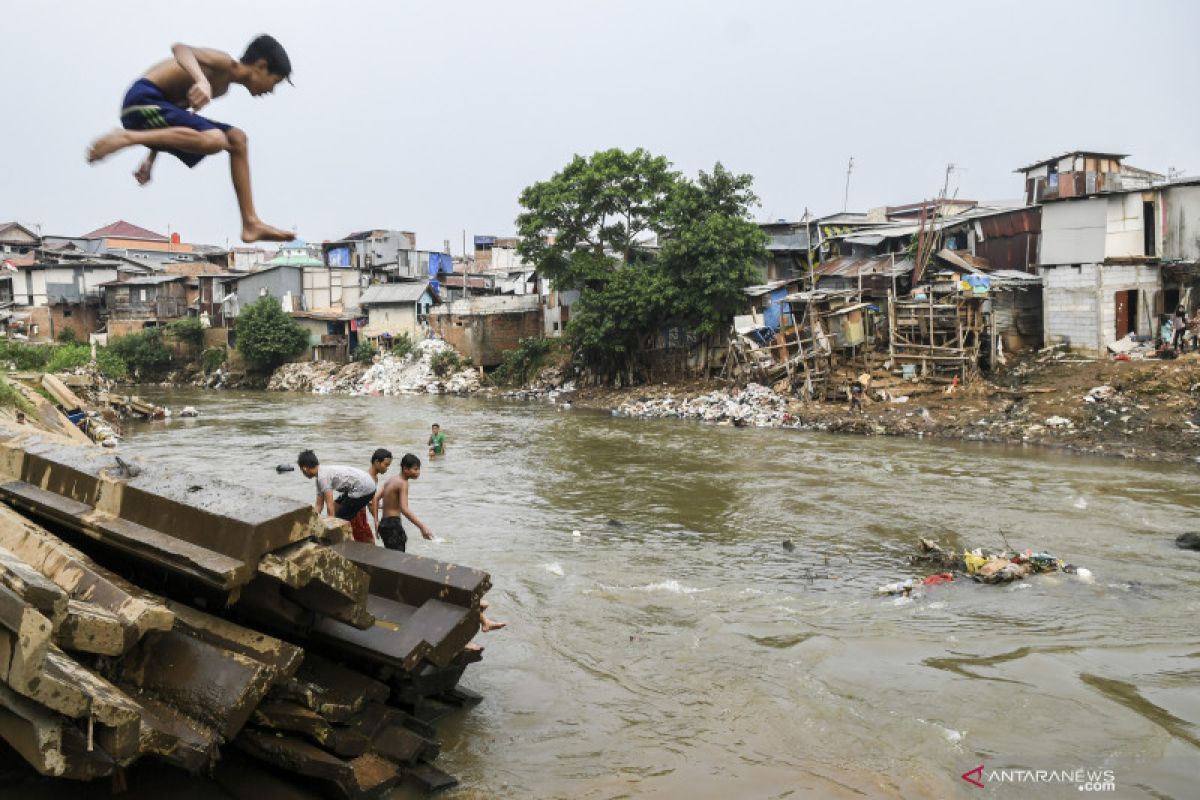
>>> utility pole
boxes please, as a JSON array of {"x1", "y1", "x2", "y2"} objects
[
  {"x1": 803, "y1": 207, "x2": 815, "y2": 290},
  {"x1": 842, "y1": 157, "x2": 854, "y2": 212}
]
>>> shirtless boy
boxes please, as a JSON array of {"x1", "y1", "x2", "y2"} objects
[
  {"x1": 377, "y1": 453, "x2": 505, "y2": 632},
  {"x1": 376, "y1": 453, "x2": 433, "y2": 552},
  {"x1": 87, "y1": 35, "x2": 295, "y2": 243}
]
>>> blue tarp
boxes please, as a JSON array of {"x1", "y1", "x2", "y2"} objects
[
  {"x1": 762, "y1": 287, "x2": 792, "y2": 330},
  {"x1": 427, "y1": 252, "x2": 452, "y2": 277},
  {"x1": 328, "y1": 247, "x2": 351, "y2": 267}
]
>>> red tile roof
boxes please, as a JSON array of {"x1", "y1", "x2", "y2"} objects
[{"x1": 82, "y1": 220, "x2": 168, "y2": 241}]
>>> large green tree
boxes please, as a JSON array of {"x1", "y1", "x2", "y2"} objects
[
  {"x1": 517, "y1": 147, "x2": 677, "y2": 288},
  {"x1": 234, "y1": 297, "x2": 309, "y2": 372},
  {"x1": 659, "y1": 164, "x2": 767, "y2": 336},
  {"x1": 516, "y1": 149, "x2": 767, "y2": 380}
]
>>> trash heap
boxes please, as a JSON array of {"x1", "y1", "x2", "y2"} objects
[
  {"x1": 0, "y1": 429, "x2": 492, "y2": 797},
  {"x1": 354, "y1": 340, "x2": 479, "y2": 396},
  {"x1": 878, "y1": 537, "x2": 1093, "y2": 596},
  {"x1": 268, "y1": 361, "x2": 368, "y2": 394},
  {"x1": 615, "y1": 383, "x2": 792, "y2": 427}
]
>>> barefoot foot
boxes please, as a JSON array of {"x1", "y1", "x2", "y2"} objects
[
  {"x1": 88, "y1": 130, "x2": 129, "y2": 163},
  {"x1": 241, "y1": 220, "x2": 295, "y2": 243},
  {"x1": 481, "y1": 618, "x2": 507, "y2": 632}
]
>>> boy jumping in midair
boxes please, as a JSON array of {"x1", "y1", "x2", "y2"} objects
[{"x1": 87, "y1": 35, "x2": 295, "y2": 243}]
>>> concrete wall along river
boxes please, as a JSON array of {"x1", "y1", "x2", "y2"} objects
[{"x1": 113, "y1": 388, "x2": 1200, "y2": 800}]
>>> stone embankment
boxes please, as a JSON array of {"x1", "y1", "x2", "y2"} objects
[{"x1": 269, "y1": 339, "x2": 481, "y2": 396}]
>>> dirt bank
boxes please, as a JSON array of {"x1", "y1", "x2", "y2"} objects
[{"x1": 572, "y1": 353, "x2": 1200, "y2": 465}]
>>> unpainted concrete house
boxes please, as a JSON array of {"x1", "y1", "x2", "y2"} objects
[{"x1": 1032, "y1": 154, "x2": 1200, "y2": 355}]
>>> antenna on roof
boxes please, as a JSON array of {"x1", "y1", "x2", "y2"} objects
[{"x1": 842, "y1": 157, "x2": 854, "y2": 212}]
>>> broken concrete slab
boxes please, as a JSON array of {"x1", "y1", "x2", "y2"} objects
[
  {"x1": 166, "y1": 601, "x2": 303, "y2": 682},
  {"x1": 0, "y1": 432, "x2": 319, "y2": 576},
  {"x1": 329, "y1": 542, "x2": 490, "y2": 610},
  {"x1": 23, "y1": 645, "x2": 142, "y2": 730},
  {"x1": 257, "y1": 541, "x2": 373, "y2": 629},
  {"x1": 212, "y1": 749, "x2": 327, "y2": 800},
  {"x1": 118, "y1": 628, "x2": 277, "y2": 740},
  {"x1": 275, "y1": 653, "x2": 390, "y2": 724},
  {"x1": 0, "y1": 504, "x2": 174, "y2": 649},
  {"x1": 54, "y1": 599, "x2": 127, "y2": 656},
  {"x1": 0, "y1": 583, "x2": 53, "y2": 693},
  {"x1": 128, "y1": 692, "x2": 220, "y2": 773},
  {"x1": 0, "y1": 545, "x2": 68, "y2": 628},
  {"x1": 236, "y1": 729, "x2": 403, "y2": 800},
  {"x1": 313, "y1": 595, "x2": 477, "y2": 672}
]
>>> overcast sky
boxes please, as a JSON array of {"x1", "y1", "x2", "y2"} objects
[{"x1": 3, "y1": 0, "x2": 1198, "y2": 251}]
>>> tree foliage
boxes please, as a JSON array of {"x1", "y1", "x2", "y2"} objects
[
  {"x1": 517, "y1": 148, "x2": 677, "y2": 289},
  {"x1": 659, "y1": 164, "x2": 767, "y2": 336},
  {"x1": 168, "y1": 316, "x2": 205, "y2": 350},
  {"x1": 234, "y1": 297, "x2": 309, "y2": 372},
  {"x1": 516, "y1": 149, "x2": 767, "y2": 378},
  {"x1": 109, "y1": 328, "x2": 173, "y2": 378}
]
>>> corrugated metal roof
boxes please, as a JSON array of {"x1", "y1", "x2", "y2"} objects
[
  {"x1": 743, "y1": 279, "x2": 798, "y2": 297},
  {"x1": 815, "y1": 254, "x2": 913, "y2": 278},
  {"x1": 358, "y1": 282, "x2": 431, "y2": 305},
  {"x1": 98, "y1": 275, "x2": 184, "y2": 287},
  {"x1": 766, "y1": 233, "x2": 810, "y2": 251}
]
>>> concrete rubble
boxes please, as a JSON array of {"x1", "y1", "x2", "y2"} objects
[
  {"x1": 0, "y1": 427, "x2": 494, "y2": 796},
  {"x1": 269, "y1": 339, "x2": 481, "y2": 397},
  {"x1": 614, "y1": 382, "x2": 793, "y2": 427}
]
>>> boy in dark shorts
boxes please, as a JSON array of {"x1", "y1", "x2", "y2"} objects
[
  {"x1": 376, "y1": 453, "x2": 432, "y2": 551},
  {"x1": 87, "y1": 36, "x2": 295, "y2": 243},
  {"x1": 297, "y1": 450, "x2": 376, "y2": 524}
]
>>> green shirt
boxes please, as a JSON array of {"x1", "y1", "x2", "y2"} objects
[{"x1": 429, "y1": 432, "x2": 446, "y2": 453}]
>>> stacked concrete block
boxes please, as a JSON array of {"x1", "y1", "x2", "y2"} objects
[{"x1": 0, "y1": 430, "x2": 493, "y2": 795}]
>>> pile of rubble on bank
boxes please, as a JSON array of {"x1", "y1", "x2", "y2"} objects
[
  {"x1": 269, "y1": 340, "x2": 481, "y2": 396},
  {"x1": 500, "y1": 365, "x2": 575, "y2": 401},
  {"x1": 0, "y1": 426, "x2": 493, "y2": 796},
  {"x1": 614, "y1": 383, "x2": 793, "y2": 427}
]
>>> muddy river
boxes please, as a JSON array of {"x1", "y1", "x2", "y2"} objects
[{"x1": 121, "y1": 389, "x2": 1200, "y2": 799}]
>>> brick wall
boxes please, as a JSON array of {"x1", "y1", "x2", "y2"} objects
[{"x1": 431, "y1": 309, "x2": 543, "y2": 366}]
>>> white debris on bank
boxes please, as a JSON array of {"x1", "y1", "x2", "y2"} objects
[
  {"x1": 270, "y1": 339, "x2": 481, "y2": 396},
  {"x1": 615, "y1": 383, "x2": 792, "y2": 427}
]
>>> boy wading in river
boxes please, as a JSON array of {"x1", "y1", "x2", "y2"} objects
[
  {"x1": 86, "y1": 35, "x2": 295, "y2": 243},
  {"x1": 378, "y1": 454, "x2": 505, "y2": 632}
]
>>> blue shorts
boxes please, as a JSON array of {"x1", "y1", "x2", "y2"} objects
[{"x1": 120, "y1": 78, "x2": 231, "y2": 168}]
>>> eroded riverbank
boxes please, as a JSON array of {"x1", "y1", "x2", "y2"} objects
[{"x1": 572, "y1": 353, "x2": 1200, "y2": 465}]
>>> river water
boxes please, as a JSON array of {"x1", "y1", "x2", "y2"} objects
[{"x1": 120, "y1": 389, "x2": 1200, "y2": 800}]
